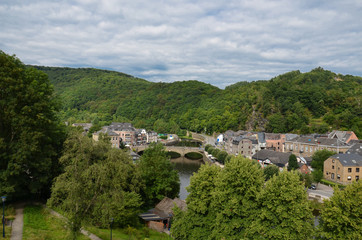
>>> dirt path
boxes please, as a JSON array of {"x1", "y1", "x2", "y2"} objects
[{"x1": 10, "y1": 203, "x2": 25, "y2": 240}]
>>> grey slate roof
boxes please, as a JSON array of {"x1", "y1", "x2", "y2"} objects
[
  {"x1": 346, "y1": 143, "x2": 362, "y2": 156},
  {"x1": 332, "y1": 153, "x2": 362, "y2": 167},
  {"x1": 257, "y1": 132, "x2": 266, "y2": 143},
  {"x1": 252, "y1": 149, "x2": 292, "y2": 167}
]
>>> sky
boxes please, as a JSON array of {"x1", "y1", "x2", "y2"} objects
[{"x1": 1, "y1": 0, "x2": 361, "y2": 88}]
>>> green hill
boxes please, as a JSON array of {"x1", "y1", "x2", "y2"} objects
[{"x1": 33, "y1": 66, "x2": 362, "y2": 137}]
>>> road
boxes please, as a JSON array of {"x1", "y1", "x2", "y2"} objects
[{"x1": 307, "y1": 183, "x2": 334, "y2": 201}]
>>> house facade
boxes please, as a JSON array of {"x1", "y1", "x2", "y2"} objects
[
  {"x1": 265, "y1": 133, "x2": 285, "y2": 152},
  {"x1": 324, "y1": 154, "x2": 361, "y2": 184}
]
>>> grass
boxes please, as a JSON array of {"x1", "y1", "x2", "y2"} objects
[
  {"x1": 0, "y1": 226, "x2": 12, "y2": 240},
  {"x1": 23, "y1": 205, "x2": 90, "y2": 240},
  {"x1": 86, "y1": 225, "x2": 173, "y2": 240}
]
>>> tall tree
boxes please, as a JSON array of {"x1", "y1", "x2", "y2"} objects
[
  {"x1": 138, "y1": 143, "x2": 180, "y2": 208},
  {"x1": 263, "y1": 164, "x2": 280, "y2": 181},
  {"x1": 0, "y1": 51, "x2": 65, "y2": 199},
  {"x1": 48, "y1": 129, "x2": 142, "y2": 238},
  {"x1": 172, "y1": 164, "x2": 221, "y2": 240},
  {"x1": 287, "y1": 154, "x2": 299, "y2": 171},
  {"x1": 319, "y1": 181, "x2": 362, "y2": 239},
  {"x1": 246, "y1": 171, "x2": 314, "y2": 239},
  {"x1": 211, "y1": 156, "x2": 264, "y2": 239},
  {"x1": 311, "y1": 149, "x2": 335, "y2": 171}
]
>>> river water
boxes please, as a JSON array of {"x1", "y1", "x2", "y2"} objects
[{"x1": 171, "y1": 157, "x2": 203, "y2": 200}]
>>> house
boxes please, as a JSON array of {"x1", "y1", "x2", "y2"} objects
[
  {"x1": 346, "y1": 142, "x2": 362, "y2": 156},
  {"x1": 299, "y1": 164, "x2": 310, "y2": 174},
  {"x1": 252, "y1": 149, "x2": 292, "y2": 169},
  {"x1": 328, "y1": 130, "x2": 358, "y2": 143},
  {"x1": 324, "y1": 153, "x2": 361, "y2": 184},
  {"x1": 265, "y1": 133, "x2": 285, "y2": 152},
  {"x1": 147, "y1": 131, "x2": 158, "y2": 143},
  {"x1": 139, "y1": 197, "x2": 186, "y2": 232},
  {"x1": 71, "y1": 123, "x2": 93, "y2": 134}
]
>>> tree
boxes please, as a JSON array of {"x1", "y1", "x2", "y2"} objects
[
  {"x1": 263, "y1": 165, "x2": 279, "y2": 181},
  {"x1": 312, "y1": 169, "x2": 323, "y2": 183},
  {"x1": 216, "y1": 151, "x2": 229, "y2": 164},
  {"x1": 172, "y1": 164, "x2": 221, "y2": 240},
  {"x1": 138, "y1": 143, "x2": 180, "y2": 208},
  {"x1": 204, "y1": 144, "x2": 212, "y2": 152},
  {"x1": 48, "y1": 129, "x2": 142, "y2": 238},
  {"x1": 319, "y1": 181, "x2": 362, "y2": 239},
  {"x1": 288, "y1": 154, "x2": 299, "y2": 171},
  {"x1": 311, "y1": 149, "x2": 335, "y2": 172},
  {"x1": 246, "y1": 171, "x2": 314, "y2": 239},
  {"x1": 211, "y1": 156, "x2": 264, "y2": 239},
  {"x1": 0, "y1": 51, "x2": 65, "y2": 200}
]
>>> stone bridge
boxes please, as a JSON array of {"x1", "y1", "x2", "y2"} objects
[{"x1": 134, "y1": 145, "x2": 204, "y2": 157}]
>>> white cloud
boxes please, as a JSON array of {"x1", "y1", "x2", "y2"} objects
[{"x1": 0, "y1": 0, "x2": 361, "y2": 88}]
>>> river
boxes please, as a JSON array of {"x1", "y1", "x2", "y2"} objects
[{"x1": 171, "y1": 157, "x2": 203, "y2": 200}]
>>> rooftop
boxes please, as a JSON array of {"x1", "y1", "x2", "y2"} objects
[{"x1": 331, "y1": 153, "x2": 362, "y2": 167}]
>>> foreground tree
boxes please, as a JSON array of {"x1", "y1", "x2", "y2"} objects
[
  {"x1": 48, "y1": 130, "x2": 142, "y2": 238},
  {"x1": 246, "y1": 171, "x2": 314, "y2": 239},
  {"x1": 0, "y1": 51, "x2": 65, "y2": 199},
  {"x1": 319, "y1": 180, "x2": 362, "y2": 239},
  {"x1": 138, "y1": 143, "x2": 180, "y2": 208},
  {"x1": 172, "y1": 164, "x2": 221, "y2": 240},
  {"x1": 211, "y1": 156, "x2": 264, "y2": 239}
]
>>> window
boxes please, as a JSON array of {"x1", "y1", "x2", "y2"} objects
[
  {"x1": 337, "y1": 175, "x2": 341, "y2": 180},
  {"x1": 331, "y1": 173, "x2": 334, "y2": 179},
  {"x1": 348, "y1": 168, "x2": 352, "y2": 173},
  {"x1": 305, "y1": 146, "x2": 308, "y2": 151},
  {"x1": 357, "y1": 168, "x2": 360, "y2": 173},
  {"x1": 347, "y1": 176, "x2": 352, "y2": 181},
  {"x1": 332, "y1": 159, "x2": 335, "y2": 163},
  {"x1": 356, "y1": 176, "x2": 359, "y2": 181},
  {"x1": 310, "y1": 147, "x2": 313, "y2": 153},
  {"x1": 332, "y1": 165, "x2": 334, "y2": 169},
  {"x1": 286, "y1": 145, "x2": 289, "y2": 150},
  {"x1": 296, "y1": 145, "x2": 298, "y2": 150}
]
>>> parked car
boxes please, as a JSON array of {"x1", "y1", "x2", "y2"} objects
[{"x1": 309, "y1": 184, "x2": 316, "y2": 190}]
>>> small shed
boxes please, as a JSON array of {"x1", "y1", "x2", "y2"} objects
[{"x1": 139, "y1": 197, "x2": 186, "y2": 232}]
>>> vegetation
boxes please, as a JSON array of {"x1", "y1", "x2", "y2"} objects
[
  {"x1": 34, "y1": 66, "x2": 362, "y2": 137},
  {"x1": 85, "y1": 225, "x2": 172, "y2": 240},
  {"x1": 319, "y1": 180, "x2": 362, "y2": 239},
  {"x1": 48, "y1": 129, "x2": 143, "y2": 237},
  {"x1": 263, "y1": 165, "x2": 280, "y2": 181},
  {"x1": 246, "y1": 171, "x2": 314, "y2": 239},
  {"x1": 138, "y1": 143, "x2": 180, "y2": 208},
  {"x1": 0, "y1": 51, "x2": 65, "y2": 200},
  {"x1": 311, "y1": 149, "x2": 335, "y2": 182},
  {"x1": 287, "y1": 154, "x2": 299, "y2": 171},
  {"x1": 23, "y1": 205, "x2": 89, "y2": 240}
]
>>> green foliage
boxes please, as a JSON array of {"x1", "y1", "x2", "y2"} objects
[
  {"x1": 0, "y1": 51, "x2": 65, "y2": 200},
  {"x1": 216, "y1": 151, "x2": 229, "y2": 164},
  {"x1": 312, "y1": 169, "x2": 324, "y2": 183},
  {"x1": 172, "y1": 164, "x2": 221, "y2": 240},
  {"x1": 35, "y1": 66, "x2": 362, "y2": 137},
  {"x1": 138, "y1": 143, "x2": 180, "y2": 208},
  {"x1": 263, "y1": 165, "x2": 280, "y2": 181},
  {"x1": 319, "y1": 181, "x2": 362, "y2": 239},
  {"x1": 211, "y1": 156, "x2": 264, "y2": 239},
  {"x1": 204, "y1": 144, "x2": 213, "y2": 152},
  {"x1": 246, "y1": 171, "x2": 314, "y2": 239},
  {"x1": 311, "y1": 149, "x2": 335, "y2": 172},
  {"x1": 48, "y1": 129, "x2": 143, "y2": 235},
  {"x1": 287, "y1": 154, "x2": 299, "y2": 171}
]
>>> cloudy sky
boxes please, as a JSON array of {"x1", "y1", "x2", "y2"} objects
[{"x1": 1, "y1": 0, "x2": 361, "y2": 88}]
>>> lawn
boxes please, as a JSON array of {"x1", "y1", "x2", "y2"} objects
[
  {"x1": 86, "y1": 225, "x2": 173, "y2": 240},
  {"x1": 23, "y1": 205, "x2": 90, "y2": 240}
]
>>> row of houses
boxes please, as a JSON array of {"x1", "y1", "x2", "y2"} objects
[
  {"x1": 73, "y1": 122, "x2": 158, "y2": 147},
  {"x1": 218, "y1": 130, "x2": 361, "y2": 184},
  {"x1": 220, "y1": 130, "x2": 358, "y2": 158}
]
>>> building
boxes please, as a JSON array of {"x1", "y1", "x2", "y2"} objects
[
  {"x1": 324, "y1": 154, "x2": 361, "y2": 184},
  {"x1": 328, "y1": 130, "x2": 359, "y2": 143},
  {"x1": 139, "y1": 197, "x2": 186, "y2": 232},
  {"x1": 252, "y1": 149, "x2": 292, "y2": 169},
  {"x1": 265, "y1": 133, "x2": 285, "y2": 152},
  {"x1": 284, "y1": 136, "x2": 351, "y2": 158}
]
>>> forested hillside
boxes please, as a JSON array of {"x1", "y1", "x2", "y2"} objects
[{"x1": 33, "y1": 66, "x2": 362, "y2": 137}]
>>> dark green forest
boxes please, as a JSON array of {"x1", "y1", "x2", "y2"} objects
[{"x1": 33, "y1": 66, "x2": 362, "y2": 137}]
